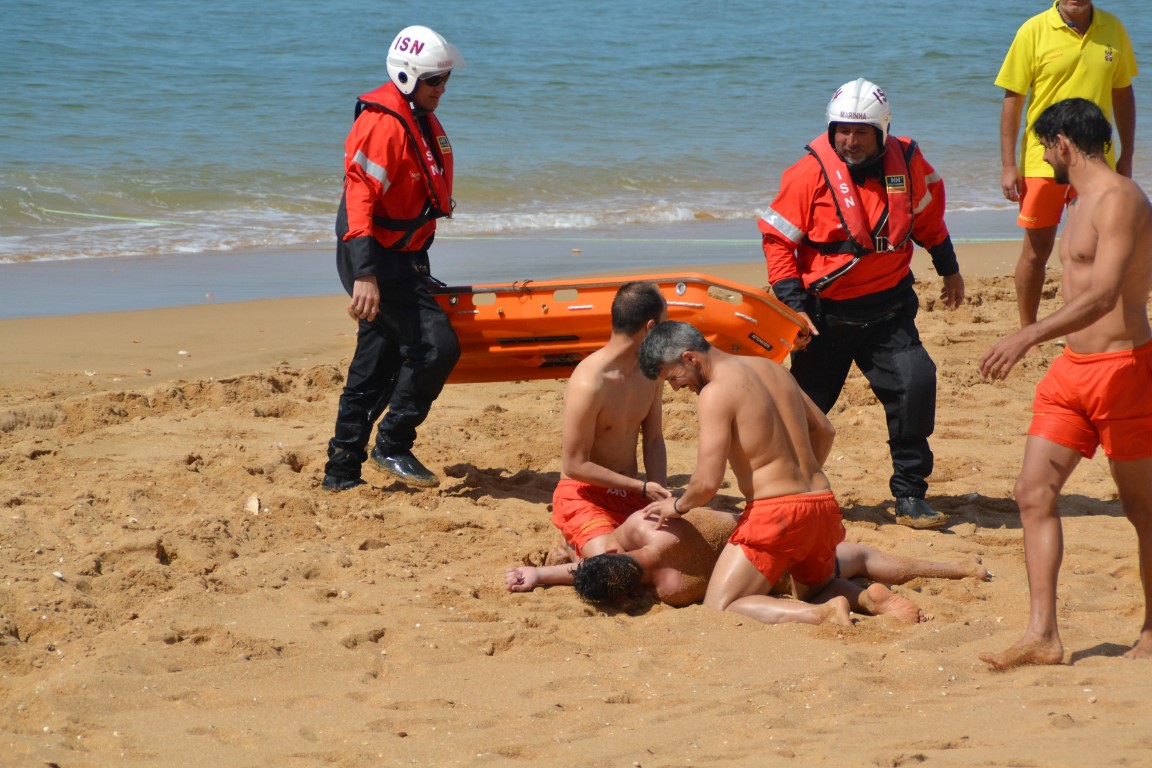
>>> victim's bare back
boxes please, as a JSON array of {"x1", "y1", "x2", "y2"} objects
[
  {"x1": 561, "y1": 344, "x2": 663, "y2": 479},
  {"x1": 1060, "y1": 174, "x2": 1152, "y2": 354},
  {"x1": 699, "y1": 354, "x2": 830, "y2": 501},
  {"x1": 613, "y1": 508, "x2": 738, "y2": 607}
]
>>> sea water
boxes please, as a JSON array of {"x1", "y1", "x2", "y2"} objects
[{"x1": 1, "y1": 0, "x2": 1149, "y2": 313}]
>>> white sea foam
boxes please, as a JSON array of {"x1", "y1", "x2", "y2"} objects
[{"x1": 2, "y1": 0, "x2": 1149, "y2": 273}]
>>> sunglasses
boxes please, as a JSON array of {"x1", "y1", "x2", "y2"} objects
[{"x1": 420, "y1": 72, "x2": 451, "y2": 88}]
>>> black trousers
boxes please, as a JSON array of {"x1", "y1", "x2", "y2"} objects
[
  {"x1": 789, "y1": 293, "x2": 936, "y2": 499},
  {"x1": 324, "y1": 275, "x2": 460, "y2": 480}
]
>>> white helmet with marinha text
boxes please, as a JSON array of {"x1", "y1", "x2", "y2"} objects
[
  {"x1": 826, "y1": 78, "x2": 891, "y2": 145},
  {"x1": 387, "y1": 25, "x2": 465, "y2": 96}
]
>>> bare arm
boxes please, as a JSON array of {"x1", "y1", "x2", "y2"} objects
[
  {"x1": 504, "y1": 563, "x2": 577, "y2": 592},
  {"x1": 644, "y1": 385, "x2": 731, "y2": 525},
  {"x1": 802, "y1": 389, "x2": 835, "y2": 467},
  {"x1": 506, "y1": 543, "x2": 665, "y2": 594},
  {"x1": 678, "y1": 385, "x2": 731, "y2": 510},
  {"x1": 1113, "y1": 85, "x2": 1136, "y2": 178},
  {"x1": 1000, "y1": 90, "x2": 1026, "y2": 202},
  {"x1": 980, "y1": 192, "x2": 1139, "y2": 379},
  {"x1": 639, "y1": 389, "x2": 671, "y2": 500}
]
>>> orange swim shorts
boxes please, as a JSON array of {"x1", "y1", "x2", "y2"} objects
[
  {"x1": 1017, "y1": 177, "x2": 1075, "y2": 229},
  {"x1": 551, "y1": 478, "x2": 646, "y2": 552},
  {"x1": 728, "y1": 490, "x2": 846, "y2": 588},
  {"x1": 1029, "y1": 341, "x2": 1152, "y2": 461}
]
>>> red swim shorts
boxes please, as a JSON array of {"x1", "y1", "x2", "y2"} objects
[
  {"x1": 1017, "y1": 177, "x2": 1075, "y2": 229},
  {"x1": 1029, "y1": 341, "x2": 1152, "y2": 461},
  {"x1": 551, "y1": 478, "x2": 646, "y2": 552},
  {"x1": 728, "y1": 490, "x2": 845, "y2": 588}
]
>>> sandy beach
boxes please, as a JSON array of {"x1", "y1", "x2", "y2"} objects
[{"x1": 3, "y1": 240, "x2": 1152, "y2": 768}]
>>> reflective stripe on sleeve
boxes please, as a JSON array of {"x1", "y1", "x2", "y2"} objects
[
  {"x1": 759, "y1": 208, "x2": 803, "y2": 244},
  {"x1": 913, "y1": 188, "x2": 933, "y2": 215},
  {"x1": 352, "y1": 150, "x2": 391, "y2": 191}
]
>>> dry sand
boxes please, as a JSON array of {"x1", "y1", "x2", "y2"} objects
[{"x1": 2, "y1": 243, "x2": 1151, "y2": 767}]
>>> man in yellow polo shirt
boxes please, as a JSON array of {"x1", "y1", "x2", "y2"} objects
[{"x1": 996, "y1": 0, "x2": 1137, "y2": 327}]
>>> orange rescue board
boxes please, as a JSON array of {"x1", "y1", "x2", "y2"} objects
[{"x1": 433, "y1": 272, "x2": 805, "y2": 384}]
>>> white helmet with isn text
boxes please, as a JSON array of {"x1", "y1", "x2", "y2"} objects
[
  {"x1": 386, "y1": 25, "x2": 465, "y2": 96},
  {"x1": 826, "y1": 78, "x2": 891, "y2": 144}
]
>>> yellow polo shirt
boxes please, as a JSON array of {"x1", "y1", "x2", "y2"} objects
[{"x1": 995, "y1": 1, "x2": 1138, "y2": 176}]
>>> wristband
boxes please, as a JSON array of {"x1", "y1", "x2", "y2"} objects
[
  {"x1": 673, "y1": 497, "x2": 682, "y2": 514},
  {"x1": 642, "y1": 481, "x2": 648, "y2": 498}
]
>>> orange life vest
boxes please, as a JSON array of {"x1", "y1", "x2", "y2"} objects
[
  {"x1": 342, "y1": 82, "x2": 454, "y2": 252},
  {"x1": 761, "y1": 134, "x2": 954, "y2": 303},
  {"x1": 803, "y1": 133, "x2": 916, "y2": 259}
]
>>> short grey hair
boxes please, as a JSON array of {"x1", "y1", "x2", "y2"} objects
[{"x1": 638, "y1": 321, "x2": 710, "y2": 379}]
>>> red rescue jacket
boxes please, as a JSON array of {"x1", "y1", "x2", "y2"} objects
[
  {"x1": 342, "y1": 82, "x2": 454, "y2": 253},
  {"x1": 759, "y1": 134, "x2": 950, "y2": 301}
]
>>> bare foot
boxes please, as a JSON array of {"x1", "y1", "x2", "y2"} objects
[
  {"x1": 821, "y1": 595, "x2": 853, "y2": 627},
  {"x1": 1121, "y1": 630, "x2": 1152, "y2": 660},
  {"x1": 859, "y1": 583, "x2": 926, "y2": 623},
  {"x1": 543, "y1": 531, "x2": 575, "y2": 566},
  {"x1": 969, "y1": 557, "x2": 992, "y2": 581},
  {"x1": 979, "y1": 635, "x2": 1064, "y2": 670}
]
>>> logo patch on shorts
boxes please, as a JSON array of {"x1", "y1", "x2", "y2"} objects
[
  {"x1": 885, "y1": 175, "x2": 907, "y2": 192},
  {"x1": 437, "y1": 135, "x2": 452, "y2": 153}
]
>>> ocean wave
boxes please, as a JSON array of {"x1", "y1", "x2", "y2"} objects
[{"x1": 0, "y1": 194, "x2": 1031, "y2": 265}]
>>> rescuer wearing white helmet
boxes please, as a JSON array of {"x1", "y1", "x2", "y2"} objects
[
  {"x1": 825, "y1": 77, "x2": 892, "y2": 162},
  {"x1": 323, "y1": 25, "x2": 465, "y2": 492},
  {"x1": 757, "y1": 79, "x2": 966, "y2": 529},
  {"x1": 386, "y1": 25, "x2": 464, "y2": 96}
]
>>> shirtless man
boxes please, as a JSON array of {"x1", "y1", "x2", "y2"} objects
[
  {"x1": 979, "y1": 98, "x2": 1152, "y2": 668},
  {"x1": 505, "y1": 508, "x2": 989, "y2": 608},
  {"x1": 549, "y1": 281, "x2": 672, "y2": 560},
  {"x1": 637, "y1": 320, "x2": 923, "y2": 626}
]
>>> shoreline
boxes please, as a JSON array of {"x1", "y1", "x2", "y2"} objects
[
  {"x1": 0, "y1": 213, "x2": 1023, "y2": 320},
  {"x1": 0, "y1": 240, "x2": 1022, "y2": 393},
  {"x1": 0, "y1": 239, "x2": 1026, "y2": 401}
]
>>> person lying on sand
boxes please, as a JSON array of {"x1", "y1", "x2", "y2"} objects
[
  {"x1": 505, "y1": 508, "x2": 989, "y2": 616},
  {"x1": 523, "y1": 284, "x2": 985, "y2": 626}
]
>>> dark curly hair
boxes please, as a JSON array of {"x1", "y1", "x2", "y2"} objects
[
  {"x1": 1033, "y1": 97, "x2": 1112, "y2": 159},
  {"x1": 572, "y1": 553, "x2": 644, "y2": 603}
]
